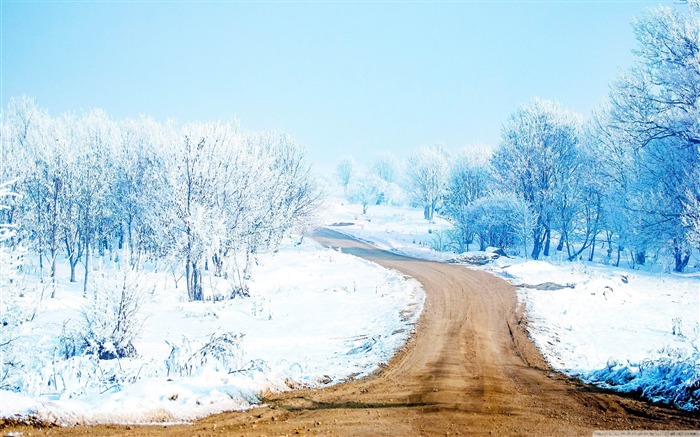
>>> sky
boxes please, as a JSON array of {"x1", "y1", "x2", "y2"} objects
[{"x1": 1, "y1": 0, "x2": 680, "y2": 170}]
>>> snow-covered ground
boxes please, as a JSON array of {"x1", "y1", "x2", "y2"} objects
[
  {"x1": 321, "y1": 197, "x2": 456, "y2": 262},
  {"x1": 322, "y1": 197, "x2": 700, "y2": 411},
  {"x1": 0, "y1": 238, "x2": 424, "y2": 424},
  {"x1": 493, "y1": 259, "x2": 700, "y2": 411}
]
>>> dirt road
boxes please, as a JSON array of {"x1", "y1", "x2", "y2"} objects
[{"x1": 5, "y1": 228, "x2": 699, "y2": 436}]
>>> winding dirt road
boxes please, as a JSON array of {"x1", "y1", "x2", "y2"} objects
[{"x1": 5, "y1": 228, "x2": 699, "y2": 436}]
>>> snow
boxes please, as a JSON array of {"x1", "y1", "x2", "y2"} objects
[
  {"x1": 320, "y1": 196, "x2": 456, "y2": 262},
  {"x1": 0, "y1": 238, "x2": 424, "y2": 424},
  {"x1": 499, "y1": 259, "x2": 700, "y2": 411},
  {"x1": 322, "y1": 198, "x2": 700, "y2": 411}
]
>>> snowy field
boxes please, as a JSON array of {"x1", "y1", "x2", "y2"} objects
[
  {"x1": 0, "y1": 238, "x2": 424, "y2": 424},
  {"x1": 321, "y1": 197, "x2": 455, "y2": 262},
  {"x1": 323, "y1": 197, "x2": 700, "y2": 411}
]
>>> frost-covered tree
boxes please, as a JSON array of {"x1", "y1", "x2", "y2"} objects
[
  {"x1": 109, "y1": 117, "x2": 166, "y2": 269},
  {"x1": 491, "y1": 99, "x2": 582, "y2": 260},
  {"x1": 162, "y1": 125, "x2": 320, "y2": 301},
  {"x1": 466, "y1": 193, "x2": 531, "y2": 252},
  {"x1": 370, "y1": 152, "x2": 398, "y2": 184},
  {"x1": 595, "y1": 2, "x2": 700, "y2": 271},
  {"x1": 348, "y1": 174, "x2": 383, "y2": 214},
  {"x1": 336, "y1": 156, "x2": 355, "y2": 194},
  {"x1": 442, "y1": 149, "x2": 491, "y2": 251},
  {"x1": 76, "y1": 109, "x2": 117, "y2": 293},
  {"x1": 1, "y1": 99, "x2": 321, "y2": 300},
  {"x1": 405, "y1": 145, "x2": 449, "y2": 221},
  {"x1": 0, "y1": 181, "x2": 26, "y2": 389}
]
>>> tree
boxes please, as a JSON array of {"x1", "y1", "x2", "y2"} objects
[
  {"x1": 336, "y1": 156, "x2": 355, "y2": 194},
  {"x1": 466, "y1": 193, "x2": 530, "y2": 253},
  {"x1": 0, "y1": 180, "x2": 26, "y2": 389},
  {"x1": 348, "y1": 174, "x2": 382, "y2": 214},
  {"x1": 442, "y1": 149, "x2": 491, "y2": 252},
  {"x1": 491, "y1": 99, "x2": 582, "y2": 260},
  {"x1": 2, "y1": 99, "x2": 321, "y2": 300},
  {"x1": 405, "y1": 145, "x2": 449, "y2": 221},
  {"x1": 596, "y1": 2, "x2": 700, "y2": 271},
  {"x1": 370, "y1": 152, "x2": 398, "y2": 184}
]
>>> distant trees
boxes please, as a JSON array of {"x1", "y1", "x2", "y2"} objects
[
  {"x1": 1, "y1": 98, "x2": 321, "y2": 300},
  {"x1": 406, "y1": 145, "x2": 449, "y2": 221},
  {"x1": 336, "y1": 156, "x2": 355, "y2": 194},
  {"x1": 330, "y1": 4, "x2": 699, "y2": 273}
]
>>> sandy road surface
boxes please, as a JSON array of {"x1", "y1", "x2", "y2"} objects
[{"x1": 4, "y1": 228, "x2": 699, "y2": 436}]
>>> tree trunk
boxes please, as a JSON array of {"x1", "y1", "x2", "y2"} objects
[
  {"x1": 186, "y1": 260, "x2": 192, "y2": 299},
  {"x1": 635, "y1": 251, "x2": 646, "y2": 266},
  {"x1": 674, "y1": 247, "x2": 690, "y2": 272},
  {"x1": 543, "y1": 228, "x2": 551, "y2": 257},
  {"x1": 69, "y1": 260, "x2": 77, "y2": 283},
  {"x1": 531, "y1": 226, "x2": 542, "y2": 260},
  {"x1": 588, "y1": 238, "x2": 596, "y2": 262},
  {"x1": 423, "y1": 205, "x2": 431, "y2": 220},
  {"x1": 39, "y1": 251, "x2": 44, "y2": 283},
  {"x1": 83, "y1": 233, "x2": 91, "y2": 295},
  {"x1": 556, "y1": 233, "x2": 564, "y2": 252},
  {"x1": 50, "y1": 250, "x2": 57, "y2": 277}
]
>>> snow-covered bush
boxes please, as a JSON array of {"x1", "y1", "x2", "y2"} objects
[
  {"x1": 165, "y1": 332, "x2": 246, "y2": 377},
  {"x1": 462, "y1": 193, "x2": 532, "y2": 254},
  {"x1": 80, "y1": 271, "x2": 147, "y2": 360},
  {"x1": 586, "y1": 347, "x2": 700, "y2": 411}
]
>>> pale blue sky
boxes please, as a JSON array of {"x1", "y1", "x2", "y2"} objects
[{"x1": 1, "y1": 1, "x2": 676, "y2": 169}]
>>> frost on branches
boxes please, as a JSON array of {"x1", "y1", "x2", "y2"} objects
[
  {"x1": 0, "y1": 181, "x2": 27, "y2": 389},
  {"x1": 1, "y1": 101, "x2": 321, "y2": 301}
]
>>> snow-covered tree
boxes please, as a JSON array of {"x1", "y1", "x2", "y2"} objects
[
  {"x1": 465, "y1": 193, "x2": 531, "y2": 253},
  {"x1": 348, "y1": 174, "x2": 383, "y2": 214},
  {"x1": 491, "y1": 99, "x2": 582, "y2": 260},
  {"x1": 336, "y1": 156, "x2": 355, "y2": 194},
  {"x1": 442, "y1": 148, "x2": 491, "y2": 252},
  {"x1": 595, "y1": 2, "x2": 700, "y2": 271},
  {"x1": 405, "y1": 145, "x2": 449, "y2": 221},
  {"x1": 0, "y1": 181, "x2": 26, "y2": 389},
  {"x1": 370, "y1": 152, "x2": 399, "y2": 184},
  {"x1": 1, "y1": 99, "x2": 321, "y2": 300}
]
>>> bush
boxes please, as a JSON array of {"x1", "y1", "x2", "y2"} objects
[
  {"x1": 586, "y1": 348, "x2": 700, "y2": 411},
  {"x1": 165, "y1": 332, "x2": 246, "y2": 377},
  {"x1": 451, "y1": 193, "x2": 531, "y2": 253},
  {"x1": 81, "y1": 271, "x2": 146, "y2": 360}
]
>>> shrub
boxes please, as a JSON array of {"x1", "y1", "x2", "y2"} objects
[{"x1": 81, "y1": 271, "x2": 146, "y2": 360}]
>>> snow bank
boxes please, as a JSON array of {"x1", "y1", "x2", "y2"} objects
[
  {"x1": 496, "y1": 259, "x2": 700, "y2": 411},
  {"x1": 0, "y1": 238, "x2": 424, "y2": 425}
]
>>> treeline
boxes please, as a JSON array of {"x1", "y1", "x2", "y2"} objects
[
  {"x1": 338, "y1": 4, "x2": 699, "y2": 272},
  {"x1": 1, "y1": 99, "x2": 320, "y2": 300}
]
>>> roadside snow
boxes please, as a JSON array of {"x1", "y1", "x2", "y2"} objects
[
  {"x1": 492, "y1": 258, "x2": 700, "y2": 411},
  {"x1": 320, "y1": 197, "x2": 456, "y2": 262},
  {"x1": 0, "y1": 238, "x2": 424, "y2": 424},
  {"x1": 324, "y1": 198, "x2": 700, "y2": 411}
]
